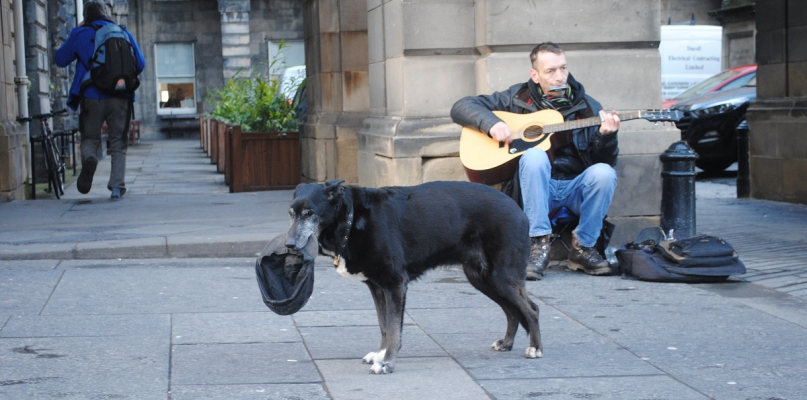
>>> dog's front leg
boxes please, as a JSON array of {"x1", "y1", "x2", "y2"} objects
[
  {"x1": 363, "y1": 281, "x2": 389, "y2": 365},
  {"x1": 370, "y1": 282, "x2": 407, "y2": 374}
]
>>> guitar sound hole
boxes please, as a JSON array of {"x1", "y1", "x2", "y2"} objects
[{"x1": 524, "y1": 126, "x2": 547, "y2": 143}]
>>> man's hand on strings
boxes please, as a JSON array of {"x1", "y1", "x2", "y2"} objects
[
  {"x1": 489, "y1": 121, "x2": 513, "y2": 143},
  {"x1": 599, "y1": 110, "x2": 620, "y2": 135}
]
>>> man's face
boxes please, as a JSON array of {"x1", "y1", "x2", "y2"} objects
[{"x1": 530, "y1": 51, "x2": 569, "y2": 96}]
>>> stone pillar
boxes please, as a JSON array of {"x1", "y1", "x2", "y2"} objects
[
  {"x1": 219, "y1": 0, "x2": 251, "y2": 79},
  {"x1": 1, "y1": 1, "x2": 27, "y2": 200},
  {"x1": 358, "y1": 0, "x2": 474, "y2": 187},
  {"x1": 300, "y1": 0, "x2": 368, "y2": 183},
  {"x1": 746, "y1": 0, "x2": 807, "y2": 204},
  {"x1": 360, "y1": 0, "x2": 678, "y2": 246}
]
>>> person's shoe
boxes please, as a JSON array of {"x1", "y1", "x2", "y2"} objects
[
  {"x1": 527, "y1": 235, "x2": 551, "y2": 281},
  {"x1": 77, "y1": 156, "x2": 98, "y2": 194},
  {"x1": 567, "y1": 232, "x2": 611, "y2": 276},
  {"x1": 110, "y1": 187, "x2": 124, "y2": 199}
]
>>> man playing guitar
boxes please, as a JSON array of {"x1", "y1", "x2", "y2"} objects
[{"x1": 451, "y1": 42, "x2": 620, "y2": 280}]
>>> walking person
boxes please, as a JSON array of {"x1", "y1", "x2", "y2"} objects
[
  {"x1": 55, "y1": 1, "x2": 145, "y2": 198},
  {"x1": 451, "y1": 42, "x2": 620, "y2": 280}
]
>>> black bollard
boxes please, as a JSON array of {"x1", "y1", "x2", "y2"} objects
[
  {"x1": 736, "y1": 120, "x2": 750, "y2": 198},
  {"x1": 660, "y1": 141, "x2": 698, "y2": 238}
]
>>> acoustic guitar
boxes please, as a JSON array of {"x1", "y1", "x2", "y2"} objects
[{"x1": 459, "y1": 109, "x2": 683, "y2": 185}]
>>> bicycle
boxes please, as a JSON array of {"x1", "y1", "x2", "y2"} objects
[{"x1": 17, "y1": 109, "x2": 72, "y2": 199}]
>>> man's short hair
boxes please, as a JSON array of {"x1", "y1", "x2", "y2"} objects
[
  {"x1": 83, "y1": 1, "x2": 110, "y2": 22},
  {"x1": 530, "y1": 42, "x2": 565, "y2": 66}
]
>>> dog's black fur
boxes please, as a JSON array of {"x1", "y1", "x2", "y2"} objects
[{"x1": 285, "y1": 180, "x2": 541, "y2": 374}]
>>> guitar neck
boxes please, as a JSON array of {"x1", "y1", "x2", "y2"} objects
[{"x1": 543, "y1": 111, "x2": 643, "y2": 134}]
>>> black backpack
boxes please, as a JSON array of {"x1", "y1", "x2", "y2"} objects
[
  {"x1": 80, "y1": 22, "x2": 140, "y2": 96},
  {"x1": 615, "y1": 228, "x2": 746, "y2": 283}
]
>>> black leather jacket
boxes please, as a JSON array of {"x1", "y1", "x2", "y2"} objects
[{"x1": 451, "y1": 75, "x2": 619, "y2": 180}]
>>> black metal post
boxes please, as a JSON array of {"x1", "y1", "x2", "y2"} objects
[
  {"x1": 660, "y1": 141, "x2": 698, "y2": 238},
  {"x1": 736, "y1": 120, "x2": 750, "y2": 198}
]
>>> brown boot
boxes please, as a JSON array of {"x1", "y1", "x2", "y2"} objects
[
  {"x1": 527, "y1": 235, "x2": 550, "y2": 280},
  {"x1": 567, "y1": 232, "x2": 611, "y2": 276}
]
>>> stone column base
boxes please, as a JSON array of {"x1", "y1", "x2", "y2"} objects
[{"x1": 357, "y1": 115, "x2": 468, "y2": 187}]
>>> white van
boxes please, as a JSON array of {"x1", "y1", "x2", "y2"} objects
[{"x1": 278, "y1": 66, "x2": 306, "y2": 100}]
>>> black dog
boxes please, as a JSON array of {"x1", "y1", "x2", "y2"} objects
[{"x1": 285, "y1": 180, "x2": 542, "y2": 374}]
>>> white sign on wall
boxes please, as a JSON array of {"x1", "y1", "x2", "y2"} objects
[{"x1": 659, "y1": 25, "x2": 723, "y2": 100}]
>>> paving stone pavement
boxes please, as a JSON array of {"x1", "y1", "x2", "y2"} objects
[{"x1": 1, "y1": 139, "x2": 807, "y2": 399}]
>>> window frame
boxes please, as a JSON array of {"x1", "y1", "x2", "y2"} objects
[{"x1": 154, "y1": 42, "x2": 197, "y2": 115}]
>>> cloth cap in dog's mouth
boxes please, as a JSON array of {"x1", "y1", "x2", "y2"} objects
[{"x1": 255, "y1": 234, "x2": 317, "y2": 315}]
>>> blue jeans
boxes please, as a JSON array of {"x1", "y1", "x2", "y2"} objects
[{"x1": 519, "y1": 148, "x2": 617, "y2": 248}]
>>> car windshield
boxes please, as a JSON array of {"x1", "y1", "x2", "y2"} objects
[
  {"x1": 742, "y1": 76, "x2": 756, "y2": 87},
  {"x1": 675, "y1": 69, "x2": 744, "y2": 99},
  {"x1": 720, "y1": 73, "x2": 756, "y2": 90}
]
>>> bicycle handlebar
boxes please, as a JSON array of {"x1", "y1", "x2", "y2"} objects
[{"x1": 17, "y1": 109, "x2": 68, "y2": 123}]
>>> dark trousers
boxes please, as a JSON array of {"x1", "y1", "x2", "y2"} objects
[{"x1": 79, "y1": 97, "x2": 129, "y2": 191}]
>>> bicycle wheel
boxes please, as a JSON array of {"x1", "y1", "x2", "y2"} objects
[{"x1": 43, "y1": 136, "x2": 64, "y2": 198}]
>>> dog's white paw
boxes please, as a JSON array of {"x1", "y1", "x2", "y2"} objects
[
  {"x1": 362, "y1": 349, "x2": 386, "y2": 365},
  {"x1": 370, "y1": 361, "x2": 393, "y2": 374},
  {"x1": 525, "y1": 346, "x2": 543, "y2": 358},
  {"x1": 491, "y1": 339, "x2": 513, "y2": 351},
  {"x1": 362, "y1": 352, "x2": 377, "y2": 364}
]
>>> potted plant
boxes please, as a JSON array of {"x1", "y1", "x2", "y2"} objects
[{"x1": 205, "y1": 46, "x2": 304, "y2": 192}]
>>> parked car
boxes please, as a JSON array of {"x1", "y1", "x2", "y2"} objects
[
  {"x1": 662, "y1": 63, "x2": 756, "y2": 109},
  {"x1": 671, "y1": 76, "x2": 756, "y2": 173}
]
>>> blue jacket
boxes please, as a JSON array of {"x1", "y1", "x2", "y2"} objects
[{"x1": 55, "y1": 18, "x2": 146, "y2": 110}]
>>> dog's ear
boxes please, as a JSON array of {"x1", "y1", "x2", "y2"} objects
[
  {"x1": 292, "y1": 183, "x2": 305, "y2": 199},
  {"x1": 324, "y1": 179, "x2": 346, "y2": 201}
]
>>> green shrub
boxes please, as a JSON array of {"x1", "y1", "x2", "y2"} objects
[{"x1": 206, "y1": 43, "x2": 301, "y2": 132}]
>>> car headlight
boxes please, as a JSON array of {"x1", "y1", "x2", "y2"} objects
[{"x1": 690, "y1": 98, "x2": 749, "y2": 118}]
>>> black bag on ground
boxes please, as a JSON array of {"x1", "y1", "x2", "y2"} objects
[
  {"x1": 616, "y1": 229, "x2": 745, "y2": 283},
  {"x1": 255, "y1": 234, "x2": 317, "y2": 315}
]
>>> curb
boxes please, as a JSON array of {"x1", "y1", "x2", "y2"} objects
[{"x1": 0, "y1": 240, "x2": 270, "y2": 260}]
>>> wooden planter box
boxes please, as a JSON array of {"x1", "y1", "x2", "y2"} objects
[{"x1": 226, "y1": 123, "x2": 301, "y2": 192}]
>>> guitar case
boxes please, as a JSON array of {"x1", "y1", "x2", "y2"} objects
[{"x1": 255, "y1": 233, "x2": 317, "y2": 315}]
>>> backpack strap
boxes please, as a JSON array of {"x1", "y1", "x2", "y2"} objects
[{"x1": 76, "y1": 23, "x2": 101, "y2": 71}]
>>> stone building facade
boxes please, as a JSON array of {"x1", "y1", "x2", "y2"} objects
[
  {"x1": 0, "y1": 0, "x2": 27, "y2": 201},
  {"x1": 746, "y1": 0, "x2": 807, "y2": 204}
]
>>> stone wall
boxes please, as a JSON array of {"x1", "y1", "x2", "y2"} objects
[
  {"x1": 300, "y1": 0, "x2": 368, "y2": 183},
  {"x1": 709, "y1": 2, "x2": 756, "y2": 69},
  {"x1": 1, "y1": 1, "x2": 26, "y2": 201},
  {"x1": 48, "y1": 0, "x2": 74, "y2": 130},
  {"x1": 746, "y1": 0, "x2": 807, "y2": 204},
  {"x1": 660, "y1": 0, "x2": 721, "y2": 25},
  {"x1": 24, "y1": 0, "x2": 50, "y2": 133}
]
